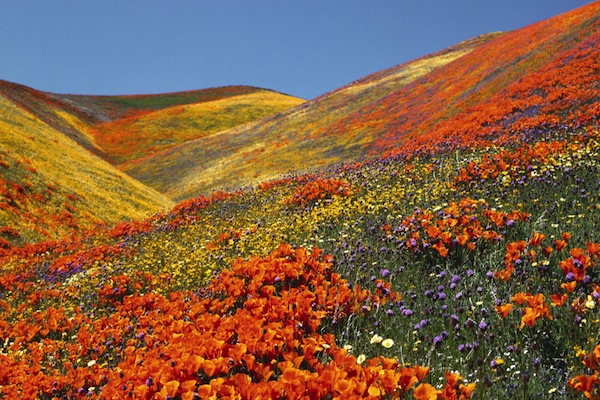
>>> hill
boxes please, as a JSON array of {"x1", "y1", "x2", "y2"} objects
[
  {"x1": 122, "y1": 33, "x2": 496, "y2": 200},
  {"x1": 123, "y1": 2, "x2": 600, "y2": 200},
  {"x1": 88, "y1": 89, "x2": 305, "y2": 165},
  {"x1": 0, "y1": 2, "x2": 599, "y2": 398},
  {"x1": 0, "y1": 92, "x2": 173, "y2": 245},
  {"x1": 0, "y1": 83, "x2": 303, "y2": 243}
]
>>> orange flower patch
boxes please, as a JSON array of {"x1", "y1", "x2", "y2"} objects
[{"x1": 288, "y1": 178, "x2": 351, "y2": 207}]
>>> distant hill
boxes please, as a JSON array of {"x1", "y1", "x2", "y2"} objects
[
  {"x1": 122, "y1": 33, "x2": 497, "y2": 200},
  {"x1": 0, "y1": 83, "x2": 302, "y2": 244},
  {"x1": 88, "y1": 89, "x2": 305, "y2": 165},
  {"x1": 122, "y1": 2, "x2": 600, "y2": 200},
  {"x1": 0, "y1": 92, "x2": 172, "y2": 245}
]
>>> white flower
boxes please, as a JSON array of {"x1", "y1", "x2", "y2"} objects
[
  {"x1": 381, "y1": 338, "x2": 394, "y2": 348},
  {"x1": 370, "y1": 334, "x2": 383, "y2": 344},
  {"x1": 356, "y1": 354, "x2": 366, "y2": 364}
]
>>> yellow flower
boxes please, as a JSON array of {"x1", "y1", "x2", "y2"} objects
[
  {"x1": 381, "y1": 338, "x2": 394, "y2": 348},
  {"x1": 585, "y1": 296, "x2": 596, "y2": 310}
]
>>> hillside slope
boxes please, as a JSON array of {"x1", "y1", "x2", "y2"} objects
[
  {"x1": 123, "y1": 2, "x2": 600, "y2": 201},
  {"x1": 0, "y1": 94, "x2": 173, "y2": 245},
  {"x1": 0, "y1": 82, "x2": 304, "y2": 241}
]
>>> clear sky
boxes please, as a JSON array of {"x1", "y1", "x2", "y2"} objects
[{"x1": 1, "y1": 1, "x2": 595, "y2": 100}]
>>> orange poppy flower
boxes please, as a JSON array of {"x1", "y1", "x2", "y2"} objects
[
  {"x1": 511, "y1": 292, "x2": 528, "y2": 305},
  {"x1": 550, "y1": 293, "x2": 568, "y2": 307},
  {"x1": 397, "y1": 367, "x2": 418, "y2": 392},
  {"x1": 494, "y1": 303, "x2": 514, "y2": 318},
  {"x1": 529, "y1": 232, "x2": 546, "y2": 247},
  {"x1": 432, "y1": 242, "x2": 449, "y2": 257},
  {"x1": 568, "y1": 372, "x2": 598, "y2": 396},
  {"x1": 554, "y1": 239, "x2": 568, "y2": 252},
  {"x1": 413, "y1": 383, "x2": 441, "y2": 400},
  {"x1": 587, "y1": 242, "x2": 600, "y2": 257},
  {"x1": 414, "y1": 365, "x2": 430, "y2": 382},
  {"x1": 561, "y1": 281, "x2": 577, "y2": 293}
]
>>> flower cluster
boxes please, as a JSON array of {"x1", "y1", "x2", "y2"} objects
[{"x1": 288, "y1": 178, "x2": 351, "y2": 207}]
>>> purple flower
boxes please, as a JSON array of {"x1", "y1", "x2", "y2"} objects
[
  {"x1": 467, "y1": 269, "x2": 474, "y2": 277},
  {"x1": 478, "y1": 320, "x2": 488, "y2": 331},
  {"x1": 433, "y1": 336, "x2": 443, "y2": 346},
  {"x1": 451, "y1": 275, "x2": 460, "y2": 283},
  {"x1": 566, "y1": 272, "x2": 575, "y2": 282},
  {"x1": 486, "y1": 271, "x2": 494, "y2": 279},
  {"x1": 414, "y1": 319, "x2": 428, "y2": 330},
  {"x1": 439, "y1": 271, "x2": 447, "y2": 278},
  {"x1": 402, "y1": 309, "x2": 414, "y2": 317},
  {"x1": 386, "y1": 309, "x2": 394, "y2": 316},
  {"x1": 455, "y1": 291, "x2": 463, "y2": 299},
  {"x1": 457, "y1": 344, "x2": 466, "y2": 352},
  {"x1": 380, "y1": 269, "x2": 390, "y2": 277}
]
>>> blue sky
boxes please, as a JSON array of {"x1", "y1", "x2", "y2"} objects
[{"x1": 1, "y1": 1, "x2": 595, "y2": 100}]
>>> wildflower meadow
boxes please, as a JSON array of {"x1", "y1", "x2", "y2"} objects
[{"x1": 0, "y1": 121, "x2": 598, "y2": 399}]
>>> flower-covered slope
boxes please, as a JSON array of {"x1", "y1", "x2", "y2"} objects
[
  {"x1": 0, "y1": 94, "x2": 173, "y2": 245},
  {"x1": 120, "y1": 33, "x2": 493, "y2": 201},
  {"x1": 1, "y1": 2, "x2": 600, "y2": 398},
  {"x1": 83, "y1": 88, "x2": 305, "y2": 165},
  {"x1": 1, "y1": 119, "x2": 598, "y2": 398},
  {"x1": 0, "y1": 83, "x2": 303, "y2": 242}
]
